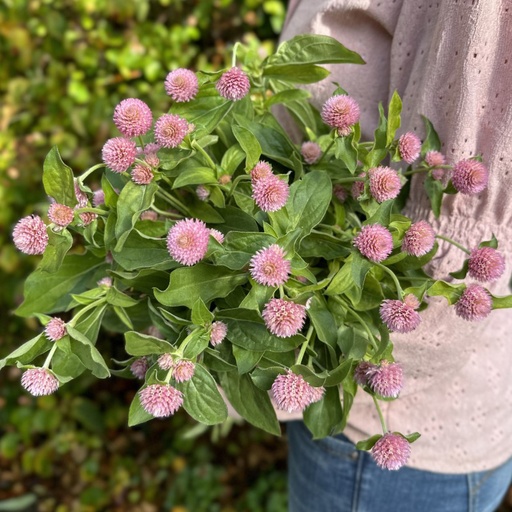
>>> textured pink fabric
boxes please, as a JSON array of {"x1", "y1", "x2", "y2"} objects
[{"x1": 280, "y1": 0, "x2": 512, "y2": 473}]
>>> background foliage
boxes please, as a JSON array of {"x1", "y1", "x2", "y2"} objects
[{"x1": 0, "y1": 1, "x2": 289, "y2": 509}]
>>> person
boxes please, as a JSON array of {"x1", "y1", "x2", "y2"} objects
[{"x1": 279, "y1": 1, "x2": 512, "y2": 510}]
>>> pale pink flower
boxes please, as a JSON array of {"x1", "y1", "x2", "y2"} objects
[
  {"x1": 113, "y1": 98, "x2": 152, "y2": 137},
  {"x1": 353, "y1": 224, "x2": 393, "y2": 262},
  {"x1": 333, "y1": 184, "x2": 348, "y2": 203},
  {"x1": 309, "y1": 385, "x2": 326, "y2": 404},
  {"x1": 131, "y1": 163, "x2": 154, "y2": 185},
  {"x1": 48, "y1": 203, "x2": 74, "y2": 227},
  {"x1": 402, "y1": 220, "x2": 435, "y2": 257},
  {"x1": 154, "y1": 114, "x2": 189, "y2": 148},
  {"x1": 380, "y1": 298, "x2": 421, "y2": 333},
  {"x1": 74, "y1": 180, "x2": 88, "y2": 208},
  {"x1": 301, "y1": 141, "x2": 322, "y2": 164},
  {"x1": 97, "y1": 277, "x2": 112, "y2": 287},
  {"x1": 165, "y1": 68, "x2": 199, "y2": 102},
  {"x1": 367, "y1": 361, "x2": 404, "y2": 398},
  {"x1": 468, "y1": 247, "x2": 505, "y2": 282},
  {"x1": 403, "y1": 294, "x2": 420, "y2": 309},
  {"x1": 140, "y1": 210, "x2": 158, "y2": 221},
  {"x1": 166, "y1": 218, "x2": 210, "y2": 266},
  {"x1": 21, "y1": 368, "x2": 59, "y2": 396},
  {"x1": 271, "y1": 370, "x2": 323, "y2": 413},
  {"x1": 144, "y1": 143, "x2": 160, "y2": 168},
  {"x1": 371, "y1": 433, "x2": 411, "y2": 470},
  {"x1": 173, "y1": 360, "x2": 195, "y2": 383},
  {"x1": 139, "y1": 384, "x2": 183, "y2": 418},
  {"x1": 321, "y1": 95, "x2": 360, "y2": 136},
  {"x1": 209, "y1": 229, "x2": 225, "y2": 244},
  {"x1": 210, "y1": 321, "x2": 227, "y2": 346},
  {"x1": 102, "y1": 137, "x2": 137, "y2": 173},
  {"x1": 398, "y1": 132, "x2": 421, "y2": 163},
  {"x1": 451, "y1": 159, "x2": 489, "y2": 195},
  {"x1": 262, "y1": 298, "x2": 306, "y2": 338},
  {"x1": 158, "y1": 353, "x2": 174, "y2": 371},
  {"x1": 250, "y1": 161, "x2": 273, "y2": 183},
  {"x1": 78, "y1": 212, "x2": 97, "y2": 227},
  {"x1": 12, "y1": 215, "x2": 48, "y2": 255},
  {"x1": 44, "y1": 317, "x2": 67, "y2": 342},
  {"x1": 218, "y1": 174, "x2": 232, "y2": 185},
  {"x1": 252, "y1": 175, "x2": 289, "y2": 212},
  {"x1": 216, "y1": 67, "x2": 250, "y2": 101},
  {"x1": 354, "y1": 361, "x2": 378, "y2": 386},
  {"x1": 250, "y1": 245, "x2": 291, "y2": 287},
  {"x1": 92, "y1": 189, "x2": 105, "y2": 207},
  {"x1": 368, "y1": 166, "x2": 402, "y2": 203},
  {"x1": 425, "y1": 151, "x2": 445, "y2": 168},
  {"x1": 130, "y1": 357, "x2": 148, "y2": 379},
  {"x1": 351, "y1": 172, "x2": 366, "y2": 199},
  {"x1": 454, "y1": 284, "x2": 492, "y2": 321},
  {"x1": 196, "y1": 185, "x2": 210, "y2": 201}
]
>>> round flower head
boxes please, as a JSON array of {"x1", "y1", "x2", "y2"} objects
[
  {"x1": 333, "y1": 184, "x2": 348, "y2": 203},
  {"x1": 113, "y1": 98, "x2": 153, "y2": 137},
  {"x1": 371, "y1": 433, "x2": 411, "y2": 470},
  {"x1": 196, "y1": 185, "x2": 210, "y2": 201},
  {"x1": 367, "y1": 361, "x2": 404, "y2": 398},
  {"x1": 45, "y1": 317, "x2": 67, "y2": 342},
  {"x1": 351, "y1": 172, "x2": 366, "y2": 199},
  {"x1": 78, "y1": 211, "x2": 97, "y2": 227},
  {"x1": 131, "y1": 163, "x2": 154, "y2": 185},
  {"x1": 250, "y1": 244, "x2": 291, "y2": 287},
  {"x1": 102, "y1": 137, "x2": 137, "y2": 173},
  {"x1": 262, "y1": 298, "x2": 306, "y2": 338},
  {"x1": 354, "y1": 361, "x2": 378, "y2": 387},
  {"x1": 21, "y1": 368, "x2": 60, "y2": 396},
  {"x1": 166, "y1": 218, "x2": 210, "y2": 266},
  {"x1": 250, "y1": 161, "x2": 273, "y2": 183},
  {"x1": 216, "y1": 67, "x2": 250, "y2": 101},
  {"x1": 130, "y1": 357, "x2": 148, "y2": 380},
  {"x1": 210, "y1": 321, "x2": 227, "y2": 346},
  {"x1": 165, "y1": 68, "x2": 199, "y2": 102},
  {"x1": 353, "y1": 224, "x2": 393, "y2": 263},
  {"x1": 48, "y1": 203, "x2": 74, "y2": 227},
  {"x1": 92, "y1": 189, "x2": 105, "y2": 207},
  {"x1": 271, "y1": 370, "x2": 322, "y2": 413},
  {"x1": 158, "y1": 353, "x2": 174, "y2": 371},
  {"x1": 454, "y1": 284, "x2": 492, "y2": 321},
  {"x1": 218, "y1": 174, "x2": 232, "y2": 185},
  {"x1": 97, "y1": 277, "x2": 112, "y2": 287},
  {"x1": 301, "y1": 141, "x2": 322, "y2": 164},
  {"x1": 425, "y1": 150, "x2": 446, "y2": 168},
  {"x1": 321, "y1": 95, "x2": 360, "y2": 136},
  {"x1": 252, "y1": 175, "x2": 289, "y2": 212},
  {"x1": 398, "y1": 132, "x2": 421, "y2": 163},
  {"x1": 173, "y1": 360, "x2": 195, "y2": 383},
  {"x1": 139, "y1": 384, "x2": 183, "y2": 418},
  {"x1": 368, "y1": 166, "x2": 402, "y2": 203},
  {"x1": 402, "y1": 220, "x2": 435, "y2": 257},
  {"x1": 451, "y1": 159, "x2": 489, "y2": 195},
  {"x1": 380, "y1": 298, "x2": 421, "y2": 333},
  {"x1": 140, "y1": 210, "x2": 158, "y2": 221},
  {"x1": 468, "y1": 246, "x2": 505, "y2": 282},
  {"x1": 209, "y1": 229, "x2": 225, "y2": 244},
  {"x1": 154, "y1": 113, "x2": 189, "y2": 148},
  {"x1": 12, "y1": 215, "x2": 48, "y2": 255},
  {"x1": 143, "y1": 143, "x2": 161, "y2": 168}
]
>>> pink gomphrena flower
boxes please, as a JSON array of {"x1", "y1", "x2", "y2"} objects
[
  {"x1": 468, "y1": 246, "x2": 506, "y2": 282},
  {"x1": 140, "y1": 210, "x2": 158, "y2": 221},
  {"x1": 354, "y1": 361, "x2": 378, "y2": 386},
  {"x1": 105, "y1": 252, "x2": 114, "y2": 264},
  {"x1": 454, "y1": 284, "x2": 492, "y2": 321},
  {"x1": 209, "y1": 229, "x2": 225, "y2": 244},
  {"x1": 130, "y1": 357, "x2": 148, "y2": 380},
  {"x1": 321, "y1": 95, "x2": 360, "y2": 136},
  {"x1": 165, "y1": 68, "x2": 199, "y2": 102},
  {"x1": 401, "y1": 220, "x2": 436, "y2": 257},
  {"x1": 262, "y1": 298, "x2": 306, "y2": 338},
  {"x1": 139, "y1": 384, "x2": 183, "y2": 418},
  {"x1": 351, "y1": 172, "x2": 366, "y2": 199},
  {"x1": 271, "y1": 370, "x2": 322, "y2": 413},
  {"x1": 301, "y1": 141, "x2": 322, "y2": 164},
  {"x1": 48, "y1": 203, "x2": 74, "y2": 227},
  {"x1": 252, "y1": 175, "x2": 289, "y2": 212},
  {"x1": 113, "y1": 98, "x2": 153, "y2": 138},
  {"x1": 21, "y1": 368, "x2": 60, "y2": 396},
  {"x1": 309, "y1": 385, "x2": 326, "y2": 404},
  {"x1": 166, "y1": 218, "x2": 210, "y2": 266},
  {"x1": 154, "y1": 114, "x2": 189, "y2": 149},
  {"x1": 12, "y1": 215, "x2": 48, "y2": 255},
  {"x1": 92, "y1": 189, "x2": 105, "y2": 207},
  {"x1": 353, "y1": 224, "x2": 394, "y2": 263},
  {"x1": 78, "y1": 212, "x2": 97, "y2": 227},
  {"x1": 44, "y1": 317, "x2": 67, "y2": 342},
  {"x1": 143, "y1": 143, "x2": 161, "y2": 168},
  {"x1": 97, "y1": 277, "x2": 112, "y2": 287},
  {"x1": 210, "y1": 321, "x2": 227, "y2": 346},
  {"x1": 158, "y1": 353, "x2": 174, "y2": 371},
  {"x1": 333, "y1": 184, "x2": 348, "y2": 203},
  {"x1": 131, "y1": 163, "x2": 154, "y2": 185},
  {"x1": 249, "y1": 244, "x2": 291, "y2": 287},
  {"x1": 368, "y1": 166, "x2": 402, "y2": 203},
  {"x1": 173, "y1": 360, "x2": 195, "y2": 383},
  {"x1": 398, "y1": 132, "x2": 421, "y2": 164},
  {"x1": 218, "y1": 174, "x2": 232, "y2": 185},
  {"x1": 74, "y1": 180, "x2": 88, "y2": 208},
  {"x1": 380, "y1": 298, "x2": 421, "y2": 333},
  {"x1": 371, "y1": 433, "x2": 411, "y2": 470},
  {"x1": 425, "y1": 150, "x2": 446, "y2": 168},
  {"x1": 367, "y1": 361, "x2": 404, "y2": 398},
  {"x1": 403, "y1": 293, "x2": 420, "y2": 309},
  {"x1": 216, "y1": 67, "x2": 251, "y2": 101},
  {"x1": 250, "y1": 161, "x2": 273, "y2": 183},
  {"x1": 451, "y1": 159, "x2": 489, "y2": 195},
  {"x1": 196, "y1": 185, "x2": 210, "y2": 201},
  {"x1": 102, "y1": 137, "x2": 137, "y2": 173}
]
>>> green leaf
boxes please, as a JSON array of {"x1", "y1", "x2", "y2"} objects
[
  {"x1": 154, "y1": 264, "x2": 248, "y2": 309},
  {"x1": 300, "y1": 232, "x2": 350, "y2": 260},
  {"x1": 479, "y1": 234, "x2": 498, "y2": 249},
  {"x1": 125, "y1": 331, "x2": 174, "y2": 356},
  {"x1": 449, "y1": 259, "x2": 469, "y2": 280},
  {"x1": 265, "y1": 89, "x2": 311, "y2": 107},
  {"x1": 420, "y1": 115, "x2": 441, "y2": 156},
  {"x1": 51, "y1": 343, "x2": 85, "y2": 381},
  {"x1": 491, "y1": 293, "x2": 512, "y2": 310},
  {"x1": 43, "y1": 146, "x2": 77, "y2": 207},
  {"x1": 386, "y1": 91, "x2": 402, "y2": 146},
  {"x1": 66, "y1": 326, "x2": 110, "y2": 378},
  {"x1": 326, "y1": 259, "x2": 354, "y2": 296},
  {"x1": 0, "y1": 334, "x2": 52, "y2": 371},
  {"x1": 366, "y1": 103, "x2": 387, "y2": 167},
  {"x1": 106, "y1": 287, "x2": 138, "y2": 308},
  {"x1": 427, "y1": 281, "x2": 465, "y2": 305},
  {"x1": 338, "y1": 325, "x2": 369, "y2": 359},
  {"x1": 250, "y1": 366, "x2": 284, "y2": 390},
  {"x1": 38, "y1": 229, "x2": 73, "y2": 274},
  {"x1": 220, "y1": 144, "x2": 245, "y2": 174},
  {"x1": 334, "y1": 135, "x2": 358, "y2": 173},
  {"x1": 128, "y1": 391, "x2": 153, "y2": 427},
  {"x1": 73, "y1": 304, "x2": 106, "y2": 344},
  {"x1": 101, "y1": 174, "x2": 118, "y2": 208},
  {"x1": 191, "y1": 298, "x2": 214, "y2": 326},
  {"x1": 402, "y1": 432, "x2": 421, "y2": 443},
  {"x1": 355, "y1": 434, "x2": 382, "y2": 451},
  {"x1": 219, "y1": 372, "x2": 280, "y2": 436},
  {"x1": 232, "y1": 125, "x2": 262, "y2": 170},
  {"x1": 307, "y1": 296, "x2": 337, "y2": 347},
  {"x1": 173, "y1": 167, "x2": 218, "y2": 189},
  {"x1": 232, "y1": 345, "x2": 263, "y2": 374},
  {"x1": 263, "y1": 64, "x2": 330, "y2": 84},
  {"x1": 365, "y1": 199, "x2": 394, "y2": 227},
  {"x1": 351, "y1": 252, "x2": 373, "y2": 289},
  {"x1": 303, "y1": 386, "x2": 343, "y2": 439},
  {"x1": 424, "y1": 175, "x2": 444, "y2": 218},
  {"x1": 176, "y1": 364, "x2": 227, "y2": 425},
  {"x1": 182, "y1": 330, "x2": 210, "y2": 359}
]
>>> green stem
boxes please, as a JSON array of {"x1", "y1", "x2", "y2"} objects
[
  {"x1": 334, "y1": 177, "x2": 365, "y2": 184},
  {"x1": 374, "y1": 263, "x2": 404, "y2": 299},
  {"x1": 192, "y1": 140, "x2": 216, "y2": 170},
  {"x1": 138, "y1": 136, "x2": 145, "y2": 151},
  {"x1": 151, "y1": 204, "x2": 183, "y2": 219},
  {"x1": 74, "y1": 207, "x2": 107, "y2": 216},
  {"x1": 231, "y1": 42, "x2": 241, "y2": 68},
  {"x1": 156, "y1": 189, "x2": 192, "y2": 216},
  {"x1": 177, "y1": 328, "x2": 200, "y2": 357},
  {"x1": 402, "y1": 164, "x2": 452, "y2": 177},
  {"x1": 79, "y1": 163, "x2": 106, "y2": 183},
  {"x1": 315, "y1": 137, "x2": 336, "y2": 167},
  {"x1": 372, "y1": 395, "x2": 388, "y2": 434},
  {"x1": 279, "y1": 285, "x2": 285, "y2": 299},
  {"x1": 334, "y1": 297, "x2": 378, "y2": 351},
  {"x1": 435, "y1": 235, "x2": 471, "y2": 255},
  {"x1": 296, "y1": 325, "x2": 314, "y2": 365},
  {"x1": 69, "y1": 299, "x2": 106, "y2": 326},
  {"x1": 226, "y1": 174, "x2": 251, "y2": 199},
  {"x1": 43, "y1": 343, "x2": 58, "y2": 369}
]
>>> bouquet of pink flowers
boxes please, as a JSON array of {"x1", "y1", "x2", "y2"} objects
[{"x1": 4, "y1": 35, "x2": 511, "y2": 471}]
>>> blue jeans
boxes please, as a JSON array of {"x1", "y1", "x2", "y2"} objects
[{"x1": 288, "y1": 421, "x2": 512, "y2": 512}]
